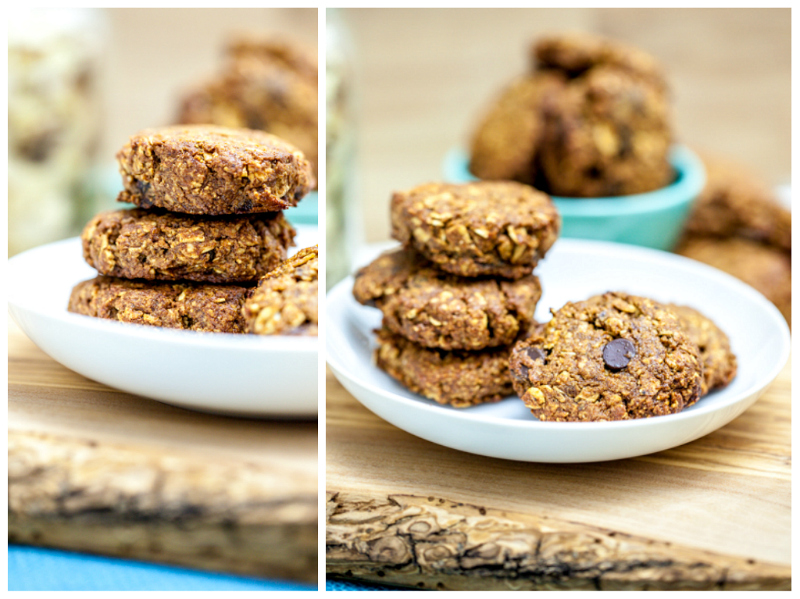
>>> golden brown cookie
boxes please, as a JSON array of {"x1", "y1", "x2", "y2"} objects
[
  {"x1": 532, "y1": 31, "x2": 668, "y2": 93},
  {"x1": 675, "y1": 236, "x2": 791, "y2": 325},
  {"x1": 509, "y1": 292, "x2": 702, "y2": 422},
  {"x1": 117, "y1": 125, "x2": 314, "y2": 215},
  {"x1": 681, "y1": 150, "x2": 791, "y2": 251},
  {"x1": 353, "y1": 248, "x2": 542, "y2": 351},
  {"x1": 243, "y1": 245, "x2": 318, "y2": 336},
  {"x1": 669, "y1": 304, "x2": 737, "y2": 396},
  {"x1": 374, "y1": 327, "x2": 515, "y2": 408},
  {"x1": 176, "y1": 36, "x2": 318, "y2": 183},
  {"x1": 537, "y1": 65, "x2": 673, "y2": 197},
  {"x1": 468, "y1": 32, "x2": 673, "y2": 198},
  {"x1": 81, "y1": 208, "x2": 295, "y2": 283},
  {"x1": 469, "y1": 72, "x2": 565, "y2": 184},
  {"x1": 68, "y1": 276, "x2": 249, "y2": 333},
  {"x1": 390, "y1": 181, "x2": 560, "y2": 279}
]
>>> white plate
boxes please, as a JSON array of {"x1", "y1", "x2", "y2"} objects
[
  {"x1": 8, "y1": 226, "x2": 319, "y2": 418},
  {"x1": 326, "y1": 239, "x2": 790, "y2": 462}
]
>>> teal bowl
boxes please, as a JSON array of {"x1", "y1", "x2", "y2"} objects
[{"x1": 443, "y1": 145, "x2": 706, "y2": 251}]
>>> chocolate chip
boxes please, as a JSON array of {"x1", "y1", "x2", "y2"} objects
[
  {"x1": 525, "y1": 347, "x2": 546, "y2": 362},
  {"x1": 603, "y1": 338, "x2": 636, "y2": 371},
  {"x1": 513, "y1": 364, "x2": 530, "y2": 382}
]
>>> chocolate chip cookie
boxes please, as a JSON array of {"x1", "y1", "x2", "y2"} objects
[
  {"x1": 668, "y1": 304, "x2": 737, "y2": 396},
  {"x1": 117, "y1": 125, "x2": 314, "y2": 215},
  {"x1": 81, "y1": 208, "x2": 295, "y2": 283},
  {"x1": 468, "y1": 32, "x2": 673, "y2": 198},
  {"x1": 353, "y1": 248, "x2": 541, "y2": 351},
  {"x1": 390, "y1": 181, "x2": 560, "y2": 279},
  {"x1": 537, "y1": 65, "x2": 673, "y2": 197},
  {"x1": 675, "y1": 236, "x2": 791, "y2": 325},
  {"x1": 532, "y1": 31, "x2": 668, "y2": 93},
  {"x1": 243, "y1": 245, "x2": 318, "y2": 335},
  {"x1": 509, "y1": 292, "x2": 702, "y2": 422},
  {"x1": 681, "y1": 150, "x2": 791, "y2": 251},
  {"x1": 68, "y1": 276, "x2": 249, "y2": 333},
  {"x1": 374, "y1": 327, "x2": 517, "y2": 408},
  {"x1": 469, "y1": 72, "x2": 565, "y2": 184}
]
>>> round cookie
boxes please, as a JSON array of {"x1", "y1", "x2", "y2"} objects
[
  {"x1": 537, "y1": 66, "x2": 673, "y2": 197},
  {"x1": 469, "y1": 72, "x2": 565, "y2": 184},
  {"x1": 176, "y1": 38, "x2": 318, "y2": 183},
  {"x1": 81, "y1": 208, "x2": 296, "y2": 283},
  {"x1": 681, "y1": 150, "x2": 791, "y2": 251},
  {"x1": 116, "y1": 125, "x2": 315, "y2": 215},
  {"x1": 509, "y1": 292, "x2": 702, "y2": 422},
  {"x1": 353, "y1": 248, "x2": 541, "y2": 351},
  {"x1": 243, "y1": 245, "x2": 318, "y2": 336},
  {"x1": 390, "y1": 181, "x2": 560, "y2": 279},
  {"x1": 374, "y1": 327, "x2": 515, "y2": 408},
  {"x1": 675, "y1": 236, "x2": 791, "y2": 326},
  {"x1": 532, "y1": 32, "x2": 668, "y2": 93},
  {"x1": 68, "y1": 276, "x2": 249, "y2": 333},
  {"x1": 668, "y1": 303, "x2": 737, "y2": 396}
]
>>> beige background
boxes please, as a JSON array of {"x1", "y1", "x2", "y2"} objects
[
  {"x1": 98, "y1": 8, "x2": 317, "y2": 164},
  {"x1": 340, "y1": 8, "x2": 791, "y2": 244}
]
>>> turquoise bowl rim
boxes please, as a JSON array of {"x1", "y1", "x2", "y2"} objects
[{"x1": 443, "y1": 144, "x2": 706, "y2": 217}]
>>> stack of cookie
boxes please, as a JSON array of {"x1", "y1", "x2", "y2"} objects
[
  {"x1": 674, "y1": 150, "x2": 791, "y2": 325},
  {"x1": 469, "y1": 32, "x2": 673, "y2": 197},
  {"x1": 68, "y1": 124, "x2": 315, "y2": 334},
  {"x1": 353, "y1": 181, "x2": 560, "y2": 407}
]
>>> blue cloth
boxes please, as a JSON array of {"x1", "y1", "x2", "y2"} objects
[
  {"x1": 9, "y1": 545, "x2": 316, "y2": 591},
  {"x1": 326, "y1": 578, "x2": 412, "y2": 591}
]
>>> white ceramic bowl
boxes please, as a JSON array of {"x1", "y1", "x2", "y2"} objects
[
  {"x1": 8, "y1": 227, "x2": 319, "y2": 418},
  {"x1": 327, "y1": 239, "x2": 789, "y2": 462}
]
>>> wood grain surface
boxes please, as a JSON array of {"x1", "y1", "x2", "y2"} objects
[
  {"x1": 8, "y1": 319, "x2": 318, "y2": 583},
  {"x1": 326, "y1": 356, "x2": 791, "y2": 590}
]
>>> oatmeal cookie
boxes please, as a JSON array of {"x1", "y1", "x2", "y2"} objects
[
  {"x1": 469, "y1": 72, "x2": 565, "y2": 184},
  {"x1": 509, "y1": 292, "x2": 702, "y2": 422},
  {"x1": 117, "y1": 125, "x2": 314, "y2": 215},
  {"x1": 175, "y1": 39, "x2": 318, "y2": 183},
  {"x1": 537, "y1": 65, "x2": 673, "y2": 197},
  {"x1": 81, "y1": 208, "x2": 295, "y2": 283},
  {"x1": 533, "y1": 31, "x2": 668, "y2": 92},
  {"x1": 675, "y1": 236, "x2": 791, "y2": 325},
  {"x1": 668, "y1": 304, "x2": 737, "y2": 395},
  {"x1": 243, "y1": 245, "x2": 318, "y2": 335},
  {"x1": 374, "y1": 327, "x2": 516, "y2": 408},
  {"x1": 68, "y1": 276, "x2": 249, "y2": 333},
  {"x1": 390, "y1": 181, "x2": 560, "y2": 279},
  {"x1": 681, "y1": 150, "x2": 791, "y2": 251},
  {"x1": 353, "y1": 248, "x2": 541, "y2": 350}
]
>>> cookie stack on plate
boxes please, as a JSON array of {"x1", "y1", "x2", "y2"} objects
[
  {"x1": 353, "y1": 181, "x2": 560, "y2": 407},
  {"x1": 68, "y1": 124, "x2": 315, "y2": 334}
]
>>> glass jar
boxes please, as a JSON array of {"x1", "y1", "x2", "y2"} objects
[
  {"x1": 8, "y1": 8, "x2": 106, "y2": 256},
  {"x1": 326, "y1": 9, "x2": 357, "y2": 289}
]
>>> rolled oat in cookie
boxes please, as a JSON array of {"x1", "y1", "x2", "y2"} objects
[
  {"x1": 353, "y1": 247, "x2": 541, "y2": 351},
  {"x1": 374, "y1": 327, "x2": 517, "y2": 408},
  {"x1": 68, "y1": 276, "x2": 249, "y2": 333},
  {"x1": 243, "y1": 245, "x2": 318, "y2": 336},
  {"x1": 668, "y1": 303, "x2": 737, "y2": 396},
  {"x1": 81, "y1": 208, "x2": 295, "y2": 284},
  {"x1": 390, "y1": 181, "x2": 560, "y2": 279},
  {"x1": 509, "y1": 292, "x2": 702, "y2": 422},
  {"x1": 117, "y1": 124, "x2": 314, "y2": 215}
]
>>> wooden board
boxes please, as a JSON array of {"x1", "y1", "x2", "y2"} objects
[
  {"x1": 8, "y1": 319, "x2": 318, "y2": 584},
  {"x1": 326, "y1": 359, "x2": 791, "y2": 591}
]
